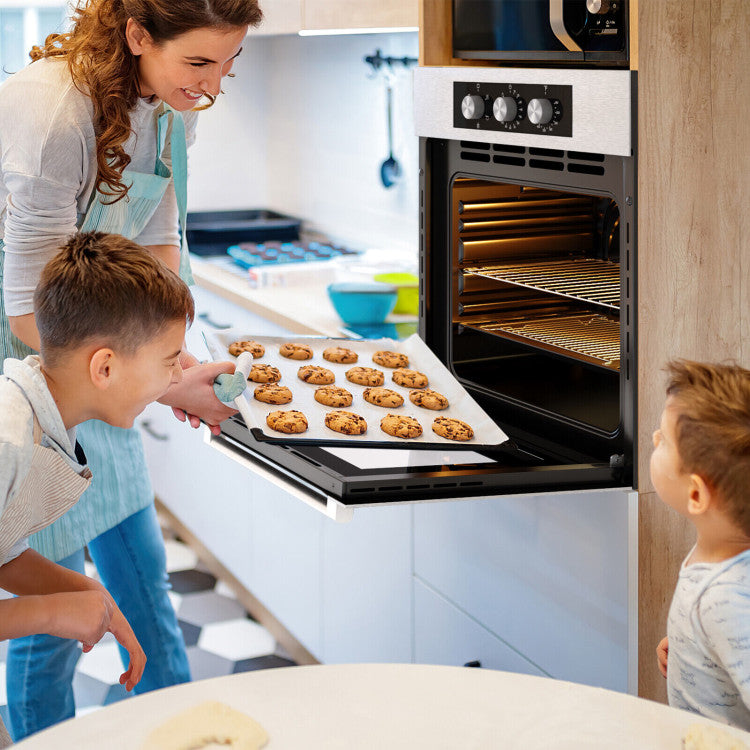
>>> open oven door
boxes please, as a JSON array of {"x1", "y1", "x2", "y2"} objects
[{"x1": 208, "y1": 416, "x2": 630, "y2": 523}]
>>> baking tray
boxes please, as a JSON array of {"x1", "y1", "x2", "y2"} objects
[{"x1": 203, "y1": 329, "x2": 509, "y2": 450}]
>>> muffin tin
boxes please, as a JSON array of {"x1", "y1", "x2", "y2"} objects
[{"x1": 203, "y1": 331, "x2": 509, "y2": 450}]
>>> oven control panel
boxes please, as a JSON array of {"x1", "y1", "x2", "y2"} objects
[{"x1": 453, "y1": 82, "x2": 572, "y2": 137}]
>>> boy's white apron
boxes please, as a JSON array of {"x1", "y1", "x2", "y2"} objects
[
  {"x1": 0, "y1": 105, "x2": 192, "y2": 562},
  {"x1": 0, "y1": 418, "x2": 92, "y2": 747}
]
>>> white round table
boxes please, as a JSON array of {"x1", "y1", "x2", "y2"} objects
[{"x1": 13, "y1": 663, "x2": 750, "y2": 749}]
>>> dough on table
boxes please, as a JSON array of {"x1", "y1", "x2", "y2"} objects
[
  {"x1": 683, "y1": 723, "x2": 749, "y2": 750},
  {"x1": 140, "y1": 700, "x2": 268, "y2": 750}
]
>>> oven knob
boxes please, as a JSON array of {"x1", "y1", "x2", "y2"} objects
[
  {"x1": 493, "y1": 96, "x2": 518, "y2": 123},
  {"x1": 527, "y1": 98, "x2": 554, "y2": 125},
  {"x1": 461, "y1": 94, "x2": 486, "y2": 120},
  {"x1": 586, "y1": 0, "x2": 611, "y2": 12}
]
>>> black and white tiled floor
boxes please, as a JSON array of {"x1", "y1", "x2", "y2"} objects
[{"x1": 0, "y1": 527, "x2": 295, "y2": 726}]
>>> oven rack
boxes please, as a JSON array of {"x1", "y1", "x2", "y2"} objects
[
  {"x1": 467, "y1": 311, "x2": 621, "y2": 371},
  {"x1": 463, "y1": 258, "x2": 620, "y2": 311}
]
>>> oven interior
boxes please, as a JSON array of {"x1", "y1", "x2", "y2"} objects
[{"x1": 424, "y1": 140, "x2": 635, "y2": 473}]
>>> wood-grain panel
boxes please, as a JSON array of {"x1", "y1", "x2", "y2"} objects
[
  {"x1": 303, "y1": 0, "x2": 418, "y2": 31},
  {"x1": 637, "y1": 491, "x2": 693, "y2": 702},
  {"x1": 636, "y1": 0, "x2": 750, "y2": 701}
]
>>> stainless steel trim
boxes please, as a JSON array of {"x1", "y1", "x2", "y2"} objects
[
  {"x1": 549, "y1": 0, "x2": 583, "y2": 51},
  {"x1": 413, "y1": 67, "x2": 633, "y2": 156},
  {"x1": 206, "y1": 431, "x2": 355, "y2": 523}
]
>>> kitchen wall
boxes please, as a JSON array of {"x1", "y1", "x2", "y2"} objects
[{"x1": 188, "y1": 31, "x2": 420, "y2": 255}]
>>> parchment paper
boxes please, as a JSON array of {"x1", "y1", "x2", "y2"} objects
[{"x1": 203, "y1": 330, "x2": 509, "y2": 450}]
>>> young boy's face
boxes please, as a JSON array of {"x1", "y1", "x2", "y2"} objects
[
  {"x1": 650, "y1": 396, "x2": 693, "y2": 515},
  {"x1": 105, "y1": 319, "x2": 186, "y2": 428}
]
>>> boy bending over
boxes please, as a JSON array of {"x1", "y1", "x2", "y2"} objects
[
  {"x1": 0, "y1": 232, "x2": 194, "y2": 744},
  {"x1": 654, "y1": 360, "x2": 750, "y2": 729}
]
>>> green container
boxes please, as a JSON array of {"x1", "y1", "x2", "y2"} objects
[{"x1": 373, "y1": 272, "x2": 418, "y2": 315}]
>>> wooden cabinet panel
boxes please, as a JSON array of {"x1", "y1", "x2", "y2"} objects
[
  {"x1": 635, "y1": 0, "x2": 750, "y2": 700},
  {"x1": 303, "y1": 0, "x2": 418, "y2": 31},
  {"x1": 254, "y1": 0, "x2": 301, "y2": 35}
]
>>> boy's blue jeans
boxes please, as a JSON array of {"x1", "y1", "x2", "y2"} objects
[{"x1": 5, "y1": 504, "x2": 191, "y2": 741}]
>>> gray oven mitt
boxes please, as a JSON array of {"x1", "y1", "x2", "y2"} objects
[{"x1": 213, "y1": 351, "x2": 254, "y2": 403}]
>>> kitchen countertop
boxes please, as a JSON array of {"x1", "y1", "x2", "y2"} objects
[
  {"x1": 191, "y1": 254, "x2": 417, "y2": 338},
  {"x1": 14, "y1": 663, "x2": 750, "y2": 749}
]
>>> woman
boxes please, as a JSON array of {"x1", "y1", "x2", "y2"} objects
[{"x1": 0, "y1": 0, "x2": 262, "y2": 740}]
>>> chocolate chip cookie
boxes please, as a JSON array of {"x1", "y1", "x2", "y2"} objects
[
  {"x1": 345, "y1": 366, "x2": 385, "y2": 387},
  {"x1": 228, "y1": 340, "x2": 265, "y2": 358},
  {"x1": 254, "y1": 384, "x2": 293, "y2": 405},
  {"x1": 266, "y1": 410, "x2": 308, "y2": 434},
  {"x1": 372, "y1": 350, "x2": 409, "y2": 368},
  {"x1": 279, "y1": 342, "x2": 313, "y2": 360},
  {"x1": 380, "y1": 413, "x2": 423, "y2": 439},
  {"x1": 322, "y1": 346, "x2": 358, "y2": 364},
  {"x1": 314, "y1": 385, "x2": 353, "y2": 407},
  {"x1": 247, "y1": 364, "x2": 281, "y2": 383},
  {"x1": 297, "y1": 365, "x2": 335, "y2": 385},
  {"x1": 324, "y1": 410, "x2": 367, "y2": 435},
  {"x1": 363, "y1": 387, "x2": 404, "y2": 408},
  {"x1": 432, "y1": 416, "x2": 474, "y2": 442},
  {"x1": 392, "y1": 368, "x2": 429, "y2": 389},
  {"x1": 408, "y1": 388, "x2": 449, "y2": 411}
]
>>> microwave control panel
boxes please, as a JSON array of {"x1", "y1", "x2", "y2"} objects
[{"x1": 453, "y1": 82, "x2": 572, "y2": 137}]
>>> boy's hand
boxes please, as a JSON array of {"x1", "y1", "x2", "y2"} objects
[
  {"x1": 46, "y1": 590, "x2": 113, "y2": 646},
  {"x1": 656, "y1": 636, "x2": 669, "y2": 678},
  {"x1": 159, "y1": 360, "x2": 238, "y2": 434},
  {"x1": 107, "y1": 605, "x2": 147, "y2": 691}
]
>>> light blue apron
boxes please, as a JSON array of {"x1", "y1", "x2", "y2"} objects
[{"x1": 0, "y1": 105, "x2": 192, "y2": 562}]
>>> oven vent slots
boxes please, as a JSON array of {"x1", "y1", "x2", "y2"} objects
[
  {"x1": 463, "y1": 258, "x2": 620, "y2": 311},
  {"x1": 456, "y1": 146, "x2": 607, "y2": 176},
  {"x1": 471, "y1": 312, "x2": 621, "y2": 371}
]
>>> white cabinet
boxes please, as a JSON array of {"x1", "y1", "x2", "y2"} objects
[
  {"x1": 413, "y1": 490, "x2": 636, "y2": 692},
  {"x1": 321, "y1": 504, "x2": 413, "y2": 663},
  {"x1": 414, "y1": 579, "x2": 547, "y2": 676}
]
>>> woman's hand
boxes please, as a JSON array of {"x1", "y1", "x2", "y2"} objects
[
  {"x1": 107, "y1": 602, "x2": 147, "y2": 691},
  {"x1": 656, "y1": 636, "x2": 669, "y2": 678},
  {"x1": 159, "y1": 358, "x2": 238, "y2": 434}
]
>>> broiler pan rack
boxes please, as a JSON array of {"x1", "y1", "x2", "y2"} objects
[
  {"x1": 463, "y1": 258, "x2": 620, "y2": 311},
  {"x1": 467, "y1": 311, "x2": 621, "y2": 371}
]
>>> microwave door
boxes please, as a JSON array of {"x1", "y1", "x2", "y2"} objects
[{"x1": 210, "y1": 415, "x2": 624, "y2": 521}]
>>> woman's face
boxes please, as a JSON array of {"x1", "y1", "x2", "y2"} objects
[{"x1": 127, "y1": 22, "x2": 248, "y2": 110}]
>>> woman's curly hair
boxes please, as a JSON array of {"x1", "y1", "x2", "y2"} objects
[{"x1": 30, "y1": 0, "x2": 262, "y2": 202}]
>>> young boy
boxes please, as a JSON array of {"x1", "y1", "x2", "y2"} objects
[
  {"x1": 0, "y1": 231, "x2": 195, "y2": 745},
  {"x1": 653, "y1": 359, "x2": 750, "y2": 730}
]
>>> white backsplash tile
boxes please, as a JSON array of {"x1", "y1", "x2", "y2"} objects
[{"x1": 188, "y1": 32, "x2": 419, "y2": 255}]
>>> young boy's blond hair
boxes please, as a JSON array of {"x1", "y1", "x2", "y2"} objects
[{"x1": 664, "y1": 360, "x2": 750, "y2": 533}]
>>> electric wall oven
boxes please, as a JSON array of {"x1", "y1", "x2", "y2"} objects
[{"x1": 212, "y1": 66, "x2": 636, "y2": 521}]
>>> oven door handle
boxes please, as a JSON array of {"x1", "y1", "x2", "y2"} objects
[
  {"x1": 549, "y1": 0, "x2": 583, "y2": 52},
  {"x1": 205, "y1": 430, "x2": 354, "y2": 523}
]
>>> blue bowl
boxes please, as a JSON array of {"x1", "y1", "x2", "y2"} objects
[{"x1": 327, "y1": 281, "x2": 398, "y2": 325}]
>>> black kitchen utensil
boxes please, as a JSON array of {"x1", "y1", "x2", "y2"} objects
[{"x1": 380, "y1": 81, "x2": 401, "y2": 188}]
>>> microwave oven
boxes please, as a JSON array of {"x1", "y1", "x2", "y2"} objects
[{"x1": 453, "y1": 0, "x2": 629, "y2": 66}]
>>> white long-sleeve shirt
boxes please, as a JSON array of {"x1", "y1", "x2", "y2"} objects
[
  {"x1": 0, "y1": 57, "x2": 198, "y2": 316},
  {"x1": 667, "y1": 547, "x2": 750, "y2": 730}
]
